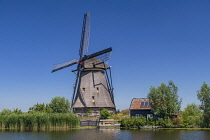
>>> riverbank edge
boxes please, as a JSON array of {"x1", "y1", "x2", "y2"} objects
[
  {"x1": 120, "y1": 127, "x2": 210, "y2": 130},
  {"x1": 0, "y1": 126, "x2": 98, "y2": 131},
  {"x1": 159, "y1": 128, "x2": 210, "y2": 130},
  {"x1": 1, "y1": 126, "x2": 210, "y2": 131}
]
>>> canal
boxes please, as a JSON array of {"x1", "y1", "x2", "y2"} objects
[{"x1": 1, "y1": 129, "x2": 210, "y2": 140}]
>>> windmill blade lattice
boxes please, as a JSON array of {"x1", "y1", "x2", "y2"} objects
[
  {"x1": 52, "y1": 59, "x2": 77, "y2": 73},
  {"x1": 79, "y1": 12, "x2": 90, "y2": 59},
  {"x1": 81, "y1": 47, "x2": 112, "y2": 62},
  {"x1": 95, "y1": 51, "x2": 112, "y2": 62}
]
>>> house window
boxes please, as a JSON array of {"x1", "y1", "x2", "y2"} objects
[
  {"x1": 92, "y1": 96, "x2": 95, "y2": 102},
  {"x1": 147, "y1": 114, "x2": 153, "y2": 120},
  {"x1": 82, "y1": 88, "x2": 85, "y2": 93},
  {"x1": 136, "y1": 114, "x2": 141, "y2": 117},
  {"x1": 96, "y1": 87, "x2": 99, "y2": 93},
  {"x1": 140, "y1": 101, "x2": 150, "y2": 107}
]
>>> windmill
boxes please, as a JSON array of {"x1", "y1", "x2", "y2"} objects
[{"x1": 52, "y1": 12, "x2": 116, "y2": 115}]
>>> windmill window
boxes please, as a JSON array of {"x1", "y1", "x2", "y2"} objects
[
  {"x1": 92, "y1": 96, "x2": 95, "y2": 102},
  {"x1": 82, "y1": 88, "x2": 85, "y2": 93}
]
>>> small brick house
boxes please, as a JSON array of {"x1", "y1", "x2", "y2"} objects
[{"x1": 129, "y1": 98, "x2": 156, "y2": 119}]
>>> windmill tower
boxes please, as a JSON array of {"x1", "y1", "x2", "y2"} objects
[{"x1": 52, "y1": 12, "x2": 116, "y2": 115}]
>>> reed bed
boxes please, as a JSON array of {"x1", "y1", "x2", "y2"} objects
[{"x1": 0, "y1": 113, "x2": 79, "y2": 130}]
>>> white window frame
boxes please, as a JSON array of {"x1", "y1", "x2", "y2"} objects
[
  {"x1": 147, "y1": 114, "x2": 153, "y2": 120},
  {"x1": 135, "y1": 114, "x2": 142, "y2": 117}
]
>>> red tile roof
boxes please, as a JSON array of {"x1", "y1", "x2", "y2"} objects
[{"x1": 130, "y1": 98, "x2": 152, "y2": 110}]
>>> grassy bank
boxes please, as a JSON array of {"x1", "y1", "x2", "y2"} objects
[
  {"x1": 0, "y1": 113, "x2": 79, "y2": 130},
  {"x1": 120, "y1": 117, "x2": 204, "y2": 129}
]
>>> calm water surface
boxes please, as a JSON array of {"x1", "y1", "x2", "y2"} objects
[{"x1": 1, "y1": 129, "x2": 210, "y2": 140}]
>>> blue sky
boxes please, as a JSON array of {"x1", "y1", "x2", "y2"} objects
[{"x1": 0, "y1": 0, "x2": 210, "y2": 112}]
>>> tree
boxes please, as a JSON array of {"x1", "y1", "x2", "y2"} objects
[
  {"x1": 13, "y1": 108, "x2": 22, "y2": 114},
  {"x1": 0, "y1": 109, "x2": 13, "y2": 115},
  {"x1": 184, "y1": 103, "x2": 201, "y2": 116},
  {"x1": 120, "y1": 109, "x2": 130, "y2": 115},
  {"x1": 28, "y1": 103, "x2": 52, "y2": 113},
  {"x1": 197, "y1": 82, "x2": 210, "y2": 127},
  {"x1": 45, "y1": 104, "x2": 53, "y2": 113},
  {"x1": 30, "y1": 103, "x2": 45, "y2": 112},
  {"x1": 49, "y1": 97, "x2": 70, "y2": 113},
  {"x1": 100, "y1": 108, "x2": 110, "y2": 119},
  {"x1": 180, "y1": 103, "x2": 202, "y2": 128},
  {"x1": 148, "y1": 80, "x2": 182, "y2": 118}
]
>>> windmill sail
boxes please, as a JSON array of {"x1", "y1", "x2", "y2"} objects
[
  {"x1": 81, "y1": 47, "x2": 112, "y2": 62},
  {"x1": 96, "y1": 51, "x2": 111, "y2": 62},
  {"x1": 52, "y1": 59, "x2": 77, "y2": 73},
  {"x1": 79, "y1": 12, "x2": 90, "y2": 59}
]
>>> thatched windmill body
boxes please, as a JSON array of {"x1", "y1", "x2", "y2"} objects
[{"x1": 52, "y1": 13, "x2": 116, "y2": 115}]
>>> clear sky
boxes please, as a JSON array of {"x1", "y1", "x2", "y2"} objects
[{"x1": 0, "y1": 0, "x2": 210, "y2": 112}]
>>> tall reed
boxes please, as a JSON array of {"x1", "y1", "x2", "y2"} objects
[{"x1": 0, "y1": 112, "x2": 79, "y2": 130}]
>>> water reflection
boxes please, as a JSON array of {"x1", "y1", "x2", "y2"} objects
[
  {"x1": 179, "y1": 130, "x2": 210, "y2": 140},
  {"x1": 128, "y1": 129, "x2": 181, "y2": 140},
  {"x1": 1, "y1": 129, "x2": 210, "y2": 140}
]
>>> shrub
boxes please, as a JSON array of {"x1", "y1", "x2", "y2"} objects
[
  {"x1": 121, "y1": 116, "x2": 146, "y2": 127},
  {"x1": 100, "y1": 109, "x2": 110, "y2": 119},
  {"x1": 157, "y1": 118, "x2": 174, "y2": 128}
]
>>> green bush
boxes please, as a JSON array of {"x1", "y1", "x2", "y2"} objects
[
  {"x1": 179, "y1": 104, "x2": 202, "y2": 128},
  {"x1": 157, "y1": 118, "x2": 174, "y2": 128},
  {"x1": 100, "y1": 109, "x2": 110, "y2": 119},
  {"x1": 121, "y1": 116, "x2": 146, "y2": 127}
]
